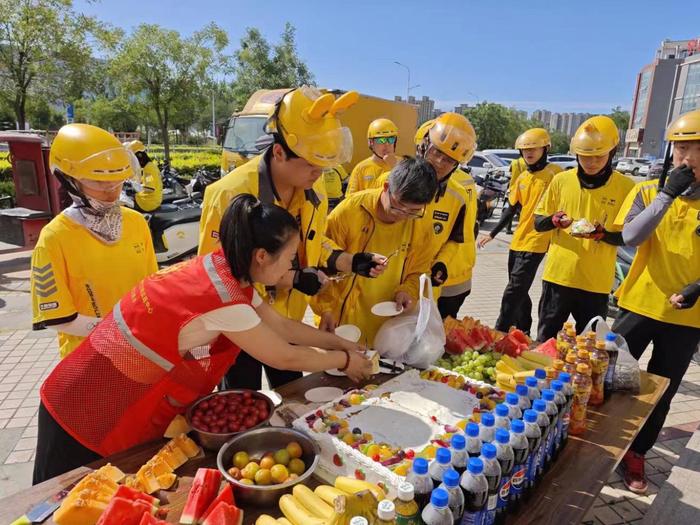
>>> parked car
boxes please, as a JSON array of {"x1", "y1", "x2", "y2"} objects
[
  {"x1": 616, "y1": 157, "x2": 651, "y2": 176},
  {"x1": 646, "y1": 159, "x2": 665, "y2": 180},
  {"x1": 548, "y1": 154, "x2": 577, "y2": 170},
  {"x1": 462, "y1": 151, "x2": 510, "y2": 181},
  {"x1": 482, "y1": 148, "x2": 521, "y2": 164}
]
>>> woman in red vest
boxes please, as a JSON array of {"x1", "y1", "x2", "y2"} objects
[{"x1": 34, "y1": 194, "x2": 372, "y2": 483}]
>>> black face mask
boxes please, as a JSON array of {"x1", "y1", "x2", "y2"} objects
[
  {"x1": 522, "y1": 147, "x2": 549, "y2": 173},
  {"x1": 576, "y1": 150, "x2": 616, "y2": 189}
]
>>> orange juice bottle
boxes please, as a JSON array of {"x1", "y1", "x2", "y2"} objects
[
  {"x1": 552, "y1": 359, "x2": 565, "y2": 377},
  {"x1": 556, "y1": 322, "x2": 575, "y2": 359},
  {"x1": 589, "y1": 341, "x2": 610, "y2": 407},
  {"x1": 575, "y1": 350, "x2": 591, "y2": 376},
  {"x1": 585, "y1": 331, "x2": 597, "y2": 348},
  {"x1": 569, "y1": 364, "x2": 592, "y2": 436},
  {"x1": 563, "y1": 352, "x2": 577, "y2": 376}
]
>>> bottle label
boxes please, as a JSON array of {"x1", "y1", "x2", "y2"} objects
[
  {"x1": 461, "y1": 510, "x2": 485, "y2": 525},
  {"x1": 562, "y1": 412, "x2": 570, "y2": 439},
  {"x1": 496, "y1": 476, "x2": 511, "y2": 510},
  {"x1": 547, "y1": 426, "x2": 557, "y2": 462},
  {"x1": 396, "y1": 511, "x2": 421, "y2": 525},
  {"x1": 527, "y1": 451, "x2": 538, "y2": 487},
  {"x1": 555, "y1": 416, "x2": 564, "y2": 448},
  {"x1": 510, "y1": 464, "x2": 526, "y2": 497}
]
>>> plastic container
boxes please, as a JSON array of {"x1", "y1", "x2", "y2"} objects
[
  {"x1": 421, "y1": 488, "x2": 454, "y2": 525},
  {"x1": 494, "y1": 404, "x2": 511, "y2": 431},
  {"x1": 575, "y1": 349, "x2": 592, "y2": 376},
  {"x1": 479, "y1": 413, "x2": 496, "y2": 444},
  {"x1": 541, "y1": 389, "x2": 559, "y2": 466},
  {"x1": 515, "y1": 384, "x2": 531, "y2": 412},
  {"x1": 451, "y1": 432, "x2": 469, "y2": 474},
  {"x1": 505, "y1": 393, "x2": 522, "y2": 420},
  {"x1": 589, "y1": 341, "x2": 610, "y2": 407},
  {"x1": 563, "y1": 352, "x2": 578, "y2": 376},
  {"x1": 350, "y1": 518, "x2": 369, "y2": 525},
  {"x1": 557, "y1": 372, "x2": 574, "y2": 442},
  {"x1": 429, "y1": 447, "x2": 453, "y2": 489},
  {"x1": 523, "y1": 409, "x2": 542, "y2": 492},
  {"x1": 407, "y1": 457, "x2": 433, "y2": 510},
  {"x1": 532, "y1": 399, "x2": 551, "y2": 477},
  {"x1": 569, "y1": 363, "x2": 592, "y2": 436},
  {"x1": 552, "y1": 359, "x2": 565, "y2": 377},
  {"x1": 493, "y1": 428, "x2": 514, "y2": 524},
  {"x1": 395, "y1": 481, "x2": 421, "y2": 525},
  {"x1": 508, "y1": 419, "x2": 528, "y2": 509},
  {"x1": 377, "y1": 499, "x2": 396, "y2": 525},
  {"x1": 438, "y1": 468, "x2": 464, "y2": 524},
  {"x1": 525, "y1": 376, "x2": 540, "y2": 403},
  {"x1": 534, "y1": 368, "x2": 547, "y2": 391},
  {"x1": 550, "y1": 380, "x2": 567, "y2": 457},
  {"x1": 459, "y1": 458, "x2": 488, "y2": 525},
  {"x1": 477, "y1": 443, "x2": 501, "y2": 525},
  {"x1": 465, "y1": 422, "x2": 482, "y2": 460}
]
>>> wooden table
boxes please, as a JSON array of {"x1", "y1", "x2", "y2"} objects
[{"x1": 0, "y1": 371, "x2": 668, "y2": 525}]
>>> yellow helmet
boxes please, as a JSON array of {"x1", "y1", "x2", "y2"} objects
[
  {"x1": 123, "y1": 140, "x2": 146, "y2": 154},
  {"x1": 428, "y1": 112, "x2": 477, "y2": 163},
  {"x1": 268, "y1": 86, "x2": 359, "y2": 168},
  {"x1": 414, "y1": 119, "x2": 435, "y2": 145},
  {"x1": 515, "y1": 128, "x2": 551, "y2": 149},
  {"x1": 666, "y1": 109, "x2": 700, "y2": 142},
  {"x1": 367, "y1": 118, "x2": 399, "y2": 139},
  {"x1": 50, "y1": 124, "x2": 134, "y2": 182},
  {"x1": 570, "y1": 116, "x2": 619, "y2": 156}
]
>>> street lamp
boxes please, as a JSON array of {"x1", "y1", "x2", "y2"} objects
[{"x1": 394, "y1": 61, "x2": 420, "y2": 101}]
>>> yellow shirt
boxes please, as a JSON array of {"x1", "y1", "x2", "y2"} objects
[
  {"x1": 509, "y1": 158, "x2": 527, "y2": 192},
  {"x1": 313, "y1": 189, "x2": 432, "y2": 345},
  {"x1": 323, "y1": 165, "x2": 349, "y2": 200},
  {"x1": 614, "y1": 181, "x2": 700, "y2": 328},
  {"x1": 448, "y1": 168, "x2": 478, "y2": 284},
  {"x1": 535, "y1": 169, "x2": 634, "y2": 294},
  {"x1": 346, "y1": 156, "x2": 388, "y2": 195},
  {"x1": 31, "y1": 208, "x2": 158, "y2": 358},
  {"x1": 509, "y1": 163, "x2": 562, "y2": 253}
]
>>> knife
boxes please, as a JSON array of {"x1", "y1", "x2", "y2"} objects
[{"x1": 21, "y1": 479, "x2": 81, "y2": 523}]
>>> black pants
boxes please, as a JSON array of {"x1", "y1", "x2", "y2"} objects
[
  {"x1": 495, "y1": 250, "x2": 545, "y2": 334},
  {"x1": 222, "y1": 350, "x2": 302, "y2": 390},
  {"x1": 537, "y1": 281, "x2": 609, "y2": 342},
  {"x1": 612, "y1": 309, "x2": 700, "y2": 455},
  {"x1": 438, "y1": 290, "x2": 471, "y2": 320},
  {"x1": 34, "y1": 403, "x2": 102, "y2": 485}
]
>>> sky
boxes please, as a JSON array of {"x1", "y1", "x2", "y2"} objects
[{"x1": 75, "y1": 0, "x2": 699, "y2": 115}]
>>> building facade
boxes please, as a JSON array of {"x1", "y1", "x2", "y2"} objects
[{"x1": 394, "y1": 95, "x2": 436, "y2": 124}]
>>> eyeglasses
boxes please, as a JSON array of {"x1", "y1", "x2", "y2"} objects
[
  {"x1": 388, "y1": 191, "x2": 425, "y2": 218},
  {"x1": 372, "y1": 136, "x2": 397, "y2": 145},
  {"x1": 426, "y1": 145, "x2": 458, "y2": 167}
]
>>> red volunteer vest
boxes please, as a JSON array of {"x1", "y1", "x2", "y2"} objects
[{"x1": 41, "y1": 249, "x2": 253, "y2": 456}]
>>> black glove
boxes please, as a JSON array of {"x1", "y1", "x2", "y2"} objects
[
  {"x1": 352, "y1": 252, "x2": 382, "y2": 277},
  {"x1": 661, "y1": 165, "x2": 696, "y2": 198},
  {"x1": 676, "y1": 282, "x2": 700, "y2": 309},
  {"x1": 430, "y1": 262, "x2": 448, "y2": 286},
  {"x1": 292, "y1": 268, "x2": 323, "y2": 296}
]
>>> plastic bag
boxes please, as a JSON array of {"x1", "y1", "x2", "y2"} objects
[{"x1": 373, "y1": 274, "x2": 445, "y2": 368}]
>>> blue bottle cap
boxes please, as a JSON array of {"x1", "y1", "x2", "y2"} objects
[
  {"x1": 443, "y1": 468, "x2": 460, "y2": 487},
  {"x1": 542, "y1": 390, "x2": 555, "y2": 401},
  {"x1": 481, "y1": 442, "x2": 497, "y2": 459},
  {"x1": 523, "y1": 409, "x2": 538, "y2": 423},
  {"x1": 451, "y1": 433, "x2": 466, "y2": 450},
  {"x1": 533, "y1": 399, "x2": 546, "y2": 412},
  {"x1": 516, "y1": 384, "x2": 529, "y2": 396},
  {"x1": 511, "y1": 419, "x2": 525, "y2": 433},
  {"x1": 495, "y1": 403, "x2": 509, "y2": 417},
  {"x1": 481, "y1": 413, "x2": 495, "y2": 427},
  {"x1": 506, "y1": 393, "x2": 519, "y2": 405},
  {"x1": 436, "y1": 447, "x2": 452, "y2": 464},
  {"x1": 412, "y1": 457, "x2": 429, "y2": 474},
  {"x1": 466, "y1": 422, "x2": 480, "y2": 438},
  {"x1": 551, "y1": 380, "x2": 563, "y2": 391},
  {"x1": 558, "y1": 372, "x2": 571, "y2": 383},
  {"x1": 605, "y1": 332, "x2": 616, "y2": 342},
  {"x1": 525, "y1": 376, "x2": 539, "y2": 388},
  {"x1": 535, "y1": 368, "x2": 547, "y2": 379},
  {"x1": 495, "y1": 428, "x2": 510, "y2": 444},
  {"x1": 431, "y1": 488, "x2": 449, "y2": 508},
  {"x1": 468, "y1": 457, "x2": 484, "y2": 475}
]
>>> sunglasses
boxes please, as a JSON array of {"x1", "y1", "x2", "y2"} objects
[{"x1": 372, "y1": 136, "x2": 397, "y2": 145}]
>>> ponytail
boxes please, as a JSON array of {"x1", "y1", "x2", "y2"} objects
[{"x1": 220, "y1": 193, "x2": 299, "y2": 282}]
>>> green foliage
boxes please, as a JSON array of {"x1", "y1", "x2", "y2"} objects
[
  {"x1": 609, "y1": 106, "x2": 630, "y2": 131},
  {"x1": 463, "y1": 102, "x2": 534, "y2": 150},
  {"x1": 231, "y1": 22, "x2": 315, "y2": 110},
  {"x1": 150, "y1": 148, "x2": 221, "y2": 177},
  {"x1": 74, "y1": 96, "x2": 142, "y2": 131},
  {"x1": 549, "y1": 130, "x2": 571, "y2": 154}
]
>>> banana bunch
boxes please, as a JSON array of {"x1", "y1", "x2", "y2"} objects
[
  {"x1": 258, "y1": 476, "x2": 386, "y2": 525},
  {"x1": 495, "y1": 352, "x2": 553, "y2": 391}
]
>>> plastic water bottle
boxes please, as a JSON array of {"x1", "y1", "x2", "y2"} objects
[
  {"x1": 377, "y1": 499, "x2": 397, "y2": 525},
  {"x1": 515, "y1": 384, "x2": 531, "y2": 412},
  {"x1": 395, "y1": 481, "x2": 421, "y2": 525},
  {"x1": 479, "y1": 412, "x2": 496, "y2": 444},
  {"x1": 458, "y1": 458, "x2": 488, "y2": 525},
  {"x1": 534, "y1": 368, "x2": 548, "y2": 390},
  {"x1": 532, "y1": 400, "x2": 550, "y2": 478},
  {"x1": 465, "y1": 422, "x2": 482, "y2": 459},
  {"x1": 508, "y1": 419, "x2": 529, "y2": 510},
  {"x1": 505, "y1": 393, "x2": 522, "y2": 420},
  {"x1": 523, "y1": 409, "x2": 542, "y2": 495},
  {"x1": 558, "y1": 372, "x2": 574, "y2": 443},
  {"x1": 551, "y1": 380, "x2": 567, "y2": 457},
  {"x1": 478, "y1": 443, "x2": 501, "y2": 525},
  {"x1": 603, "y1": 332, "x2": 618, "y2": 400},
  {"x1": 430, "y1": 447, "x2": 453, "y2": 489},
  {"x1": 439, "y1": 469, "x2": 464, "y2": 524},
  {"x1": 407, "y1": 457, "x2": 433, "y2": 510},
  {"x1": 492, "y1": 429, "x2": 514, "y2": 525},
  {"x1": 451, "y1": 433, "x2": 468, "y2": 475},
  {"x1": 421, "y1": 487, "x2": 454, "y2": 525},
  {"x1": 541, "y1": 389, "x2": 559, "y2": 466},
  {"x1": 525, "y1": 376, "x2": 540, "y2": 403},
  {"x1": 494, "y1": 404, "x2": 511, "y2": 431}
]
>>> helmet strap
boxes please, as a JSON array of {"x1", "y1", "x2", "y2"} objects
[
  {"x1": 522, "y1": 146, "x2": 550, "y2": 173},
  {"x1": 53, "y1": 169, "x2": 92, "y2": 209},
  {"x1": 575, "y1": 149, "x2": 616, "y2": 189},
  {"x1": 657, "y1": 141, "x2": 674, "y2": 191}
]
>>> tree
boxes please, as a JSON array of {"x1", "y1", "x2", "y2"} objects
[
  {"x1": 609, "y1": 106, "x2": 630, "y2": 131},
  {"x1": 109, "y1": 23, "x2": 229, "y2": 163},
  {"x1": 549, "y1": 130, "x2": 570, "y2": 154},
  {"x1": 231, "y1": 22, "x2": 315, "y2": 110},
  {"x1": 74, "y1": 96, "x2": 142, "y2": 132},
  {"x1": 0, "y1": 0, "x2": 115, "y2": 128},
  {"x1": 463, "y1": 103, "x2": 529, "y2": 150}
]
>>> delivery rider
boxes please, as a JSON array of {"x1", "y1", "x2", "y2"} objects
[
  {"x1": 533, "y1": 115, "x2": 634, "y2": 341},
  {"x1": 315, "y1": 157, "x2": 439, "y2": 344},
  {"x1": 323, "y1": 163, "x2": 350, "y2": 210},
  {"x1": 346, "y1": 118, "x2": 399, "y2": 194},
  {"x1": 30, "y1": 124, "x2": 158, "y2": 359},
  {"x1": 199, "y1": 87, "x2": 386, "y2": 389},
  {"x1": 478, "y1": 128, "x2": 562, "y2": 334},
  {"x1": 123, "y1": 140, "x2": 163, "y2": 212},
  {"x1": 613, "y1": 109, "x2": 700, "y2": 494}
]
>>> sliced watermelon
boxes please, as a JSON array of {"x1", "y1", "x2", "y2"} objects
[
  {"x1": 445, "y1": 329, "x2": 469, "y2": 355},
  {"x1": 96, "y1": 497, "x2": 155, "y2": 525},
  {"x1": 509, "y1": 328, "x2": 530, "y2": 346},
  {"x1": 115, "y1": 485, "x2": 160, "y2": 508},
  {"x1": 201, "y1": 502, "x2": 243, "y2": 525},
  {"x1": 180, "y1": 468, "x2": 223, "y2": 525},
  {"x1": 201, "y1": 483, "x2": 235, "y2": 522},
  {"x1": 139, "y1": 513, "x2": 169, "y2": 525},
  {"x1": 464, "y1": 331, "x2": 486, "y2": 351}
]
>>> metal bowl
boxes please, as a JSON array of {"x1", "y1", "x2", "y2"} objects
[
  {"x1": 185, "y1": 389, "x2": 275, "y2": 451},
  {"x1": 217, "y1": 426, "x2": 320, "y2": 507}
]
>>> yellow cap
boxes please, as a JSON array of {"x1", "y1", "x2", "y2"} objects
[
  {"x1": 515, "y1": 128, "x2": 551, "y2": 149},
  {"x1": 428, "y1": 112, "x2": 477, "y2": 163},
  {"x1": 367, "y1": 118, "x2": 399, "y2": 139},
  {"x1": 666, "y1": 109, "x2": 700, "y2": 142},
  {"x1": 570, "y1": 115, "x2": 619, "y2": 156}
]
